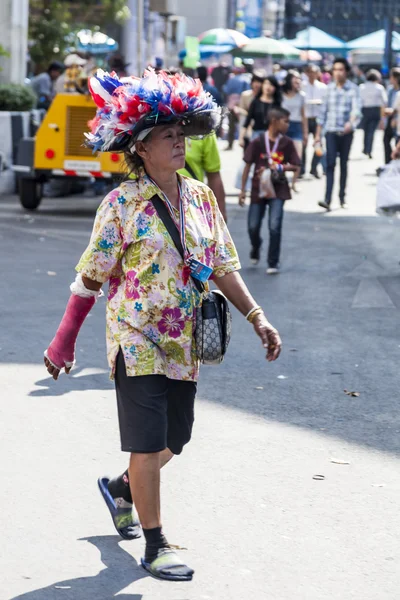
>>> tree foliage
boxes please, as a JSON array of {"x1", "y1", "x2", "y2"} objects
[
  {"x1": 0, "y1": 84, "x2": 36, "y2": 111},
  {"x1": 29, "y1": 0, "x2": 129, "y2": 71}
]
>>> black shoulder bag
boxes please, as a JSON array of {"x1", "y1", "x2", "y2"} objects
[{"x1": 151, "y1": 195, "x2": 232, "y2": 365}]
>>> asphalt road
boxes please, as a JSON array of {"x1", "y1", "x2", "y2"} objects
[{"x1": 1, "y1": 131, "x2": 400, "y2": 600}]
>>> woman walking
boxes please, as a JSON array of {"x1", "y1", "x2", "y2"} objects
[
  {"x1": 239, "y1": 75, "x2": 282, "y2": 146},
  {"x1": 360, "y1": 69, "x2": 387, "y2": 158},
  {"x1": 282, "y1": 71, "x2": 308, "y2": 191},
  {"x1": 44, "y1": 68, "x2": 282, "y2": 582}
]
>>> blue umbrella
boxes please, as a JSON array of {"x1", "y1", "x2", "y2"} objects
[
  {"x1": 77, "y1": 30, "x2": 119, "y2": 55},
  {"x1": 179, "y1": 44, "x2": 234, "y2": 60}
]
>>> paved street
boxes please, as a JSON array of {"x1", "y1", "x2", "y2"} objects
[{"x1": 1, "y1": 131, "x2": 400, "y2": 600}]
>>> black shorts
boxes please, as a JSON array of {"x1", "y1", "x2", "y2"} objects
[{"x1": 115, "y1": 351, "x2": 197, "y2": 455}]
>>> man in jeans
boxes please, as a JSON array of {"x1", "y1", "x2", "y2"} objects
[
  {"x1": 315, "y1": 58, "x2": 362, "y2": 211},
  {"x1": 239, "y1": 107, "x2": 301, "y2": 274},
  {"x1": 383, "y1": 68, "x2": 400, "y2": 164}
]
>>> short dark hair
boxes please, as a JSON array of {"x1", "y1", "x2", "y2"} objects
[
  {"x1": 251, "y1": 69, "x2": 267, "y2": 84},
  {"x1": 366, "y1": 69, "x2": 381, "y2": 82},
  {"x1": 333, "y1": 57, "x2": 351, "y2": 73},
  {"x1": 48, "y1": 61, "x2": 64, "y2": 73},
  {"x1": 268, "y1": 106, "x2": 290, "y2": 123},
  {"x1": 197, "y1": 66, "x2": 207, "y2": 83},
  {"x1": 390, "y1": 67, "x2": 400, "y2": 85}
]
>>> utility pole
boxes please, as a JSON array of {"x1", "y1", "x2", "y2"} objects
[
  {"x1": 137, "y1": 0, "x2": 144, "y2": 76},
  {"x1": 382, "y1": 16, "x2": 393, "y2": 78}
]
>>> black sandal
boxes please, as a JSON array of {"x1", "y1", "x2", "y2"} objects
[
  {"x1": 98, "y1": 476, "x2": 141, "y2": 540},
  {"x1": 141, "y1": 549, "x2": 194, "y2": 581}
]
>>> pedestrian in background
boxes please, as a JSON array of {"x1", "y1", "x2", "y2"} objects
[
  {"x1": 383, "y1": 68, "x2": 400, "y2": 164},
  {"x1": 321, "y1": 66, "x2": 332, "y2": 86},
  {"x1": 273, "y1": 63, "x2": 288, "y2": 84},
  {"x1": 239, "y1": 107, "x2": 301, "y2": 274},
  {"x1": 54, "y1": 54, "x2": 87, "y2": 95},
  {"x1": 196, "y1": 65, "x2": 223, "y2": 106},
  {"x1": 360, "y1": 70, "x2": 387, "y2": 159},
  {"x1": 316, "y1": 57, "x2": 362, "y2": 211},
  {"x1": 351, "y1": 65, "x2": 366, "y2": 86},
  {"x1": 282, "y1": 71, "x2": 308, "y2": 191},
  {"x1": 239, "y1": 75, "x2": 282, "y2": 146},
  {"x1": 237, "y1": 70, "x2": 266, "y2": 145},
  {"x1": 223, "y1": 64, "x2": 251, "y2": 150},
  {"x1": 302, "y1": 65, "x2": 327, "y2": 178},
  {"x1": 211, "y1": 62, "x2": 230, "y2": 96},
  {"x1": 29, "y1": 61, "x2": 64, "y2": 109}
]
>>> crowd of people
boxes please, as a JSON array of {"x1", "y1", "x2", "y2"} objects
[
  {"x1": 29, "y1": 53, "x2": 400, "y2": 275},
  {"x1": 201, "y1": 58, "x2": 400, "y2": 275}
]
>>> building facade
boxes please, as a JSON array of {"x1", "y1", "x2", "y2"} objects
[{"x1": 284, "y1": 0, "x2": 400, "y2": 42}]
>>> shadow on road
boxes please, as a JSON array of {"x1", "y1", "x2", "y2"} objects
[
  {"x1": 29, "y1": 366, "x2": 114, "y2": 397},
  {"x1": 10, "y1": 536, "x2": 145, "y2": 600}
]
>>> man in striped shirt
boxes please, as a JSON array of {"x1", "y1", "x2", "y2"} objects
[{"x1": 315, "y1": 58, "x2": 362, "y2": 210}]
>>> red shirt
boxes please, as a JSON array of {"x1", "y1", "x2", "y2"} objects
[{"x1": 244, "y1": 133, "x2": 301, "y2": 203}]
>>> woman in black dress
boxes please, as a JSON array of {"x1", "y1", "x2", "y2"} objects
[{"x1": 239, "y1": 75, "x2": 282, "y2": 146}]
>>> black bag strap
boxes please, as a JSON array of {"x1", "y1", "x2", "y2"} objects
[
  {"x1": 184, "y1": 160, "x2": 199, "y2": 181},
  {"x1": 151, "y1": 194, "x2": 205, "y2": 293}
]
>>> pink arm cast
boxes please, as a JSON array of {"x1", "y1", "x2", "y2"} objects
[{"x1": 45, "y1": 294, "x2": 96, "y2": 370}]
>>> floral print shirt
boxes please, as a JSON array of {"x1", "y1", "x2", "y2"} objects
[{"x1": 76, "y1": 170, "x2": 241, "y2": 381}]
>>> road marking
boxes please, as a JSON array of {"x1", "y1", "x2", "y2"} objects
[
  {"x1": 346, "y1": 260, "x2": 386, "y2": 278},
  {"x1": 351, "y1": 278, "x2": 395, "y2": 308}
]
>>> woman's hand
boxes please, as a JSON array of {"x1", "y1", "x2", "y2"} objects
[
  {"x1": 238, "y1": 191, "x2": 247, "y2": 206},
  {"x1": 256, "y1": 165, "x2": 266, "y2": 176},
  {"x1": 253, "y1": 315, "x2": 282, "y2": 361},
  {"x1": 44, "y1": 354, "x2": 72, "y2": 381}
]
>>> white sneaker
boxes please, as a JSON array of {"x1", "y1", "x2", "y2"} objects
[
  {"x1": 266, "y1": 267, "x2": 280, "y2": 275},
  {"x1": 251, "y1": 258, "x2": 259, "y2": 265}
]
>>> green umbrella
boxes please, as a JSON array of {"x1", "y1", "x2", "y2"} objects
[{"x1": 231, "y1": 37, "x2": 300, "y2": 59}]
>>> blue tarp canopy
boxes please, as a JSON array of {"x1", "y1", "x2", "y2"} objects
[
  {"x1": 347, "y1": 29, "x2": 400, "y2": 51},
  {"x1": 285, "y1": 26, "x2": 347, "y2": 52}
]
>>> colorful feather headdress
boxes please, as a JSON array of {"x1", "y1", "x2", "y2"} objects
[{"x1": 85, "y1": 68, "x2": 222, "y2": 152}]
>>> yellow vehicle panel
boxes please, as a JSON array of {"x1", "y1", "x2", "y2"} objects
[{"x1": 34, "y1": 94, "x2": 125, "y2": 175}]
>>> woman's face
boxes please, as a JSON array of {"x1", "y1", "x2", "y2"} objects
[
  {"x1": 262, "y1": 79, "x2": 275, "y2": 97},
  {"x1": 292, "y1": 76, "x2": 302, "y2": 92},
  {"x1": 137, "y1": 124, "x2": 186, "y2": 172}
]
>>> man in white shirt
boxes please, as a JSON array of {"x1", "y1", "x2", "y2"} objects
[
  {"x1": 392, "y1": 88, "x2": 400, "y2": 146},
  {"x1": 302, "y1": 65, "x2": 327, "y2": 177}
]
